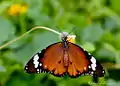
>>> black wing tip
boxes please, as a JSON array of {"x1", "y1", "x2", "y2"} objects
[{"x1": 24, "y1": 65, "x2": 36, "y2": 74}]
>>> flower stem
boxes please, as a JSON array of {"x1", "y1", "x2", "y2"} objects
[{"x1": 0, "y1": 26, "x2": 61, "y2": 50}]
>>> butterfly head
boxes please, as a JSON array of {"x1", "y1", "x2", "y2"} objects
[
  {"x1": 60, "y1": 32, "x2": 76, "y2": 43},
  {"x1": 60, "y1": 32, "x2": 69, "y2": 42}
]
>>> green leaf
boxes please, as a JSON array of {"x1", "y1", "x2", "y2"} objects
[
  {"x1": 82, "y1": 42, "x2": 96, "y2": 52},
  {"x1": 81, "y1": 23, "x2": 104, "y2": 43}
]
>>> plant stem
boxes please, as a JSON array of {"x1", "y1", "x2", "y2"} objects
[{"x1": 0, "y1": 26, "x2": 61, "y2": 50}]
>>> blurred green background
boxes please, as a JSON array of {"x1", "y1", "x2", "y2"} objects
[{"x1": 0, "y1": 0, "x2": 120, "y2": 86}]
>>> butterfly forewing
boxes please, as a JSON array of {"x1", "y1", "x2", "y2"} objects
[
  {"x1": 24, "y1": 42, "x2": 66, "y2": 76},
  {"x1": 40, "y1": 42, "x2": 66, "y2": 76}
]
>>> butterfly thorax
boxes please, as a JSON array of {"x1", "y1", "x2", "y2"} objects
[{"x1": 62, "y1": 40, "x2": 69, "y2": 67}]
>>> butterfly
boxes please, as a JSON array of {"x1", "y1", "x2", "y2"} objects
[{"x1": 24, "y1": 32, "x2": 105, "y2": 82}]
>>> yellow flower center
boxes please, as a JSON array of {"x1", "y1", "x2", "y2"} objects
[
  {"x1": 8, "y1": 4, "x2": 27, "y2": 16},
  {"x1": 67, "y1": 35, "x2": 76, "y2": 43}
]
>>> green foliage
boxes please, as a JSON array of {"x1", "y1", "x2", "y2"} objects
[{"x1": 0, "y1": 0, "x2": 120, "y2": 86}]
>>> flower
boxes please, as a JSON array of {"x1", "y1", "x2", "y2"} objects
[
  {"x1": 67, "y1": 35, "x2": 76, "y2": 43},
  {"x1": 8, "y1": 4, "x2": 27, "y2": 16}
]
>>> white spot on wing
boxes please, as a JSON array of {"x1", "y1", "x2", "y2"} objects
[
  {"x1": 88, "y1": 65, "x2": 91, "y2": 68},
  {"x1": 40, "y1": 63, "x2": 42, "y2": 66},
  {"x1": 37, "y1": 69, "x2": 39, "y2": 73},
  {"x1": 90, "y1": 56, "x2": 96, "y2": 71},
  {"x1": 84, "y1": 67, "x2": 86, "y2": 70},
  {"x1": 37, "y1": 69, "x2": 39, "y2": 72},
  {"x1": 90, "y1": 56, "x2": 96, "y2": 63},
  {"x1": 33, "y1": 54, "x2": 39, "y2": 68},
  {"x1": 88, "y1": 53, "x2": 91, "y2": 55},
  {"x1": 91, "y1": 64, "x2": 96, "y2": 71},
  {"x1": 25, "y1": 67, "x2": 28, "y2": 69},
  {"x1": 91, "y1": 71, "x2": 94, "y2": 74}
]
